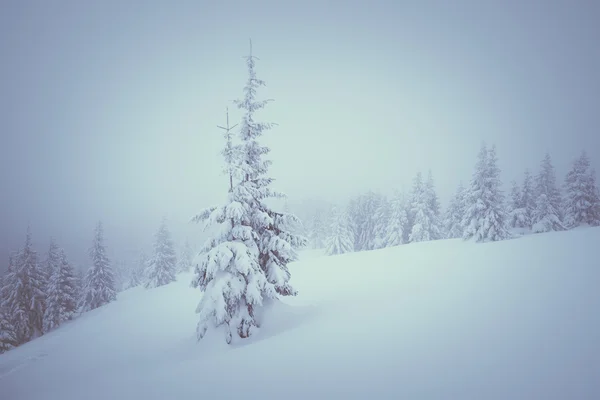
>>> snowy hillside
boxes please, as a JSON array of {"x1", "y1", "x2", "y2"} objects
[{"x1": 1, "y1": 229, "x2": 599, "y2": 400}]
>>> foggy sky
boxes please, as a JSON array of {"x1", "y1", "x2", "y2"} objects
[{"x1": 1, "y1": 0, "x2": 600, "y2": 269}]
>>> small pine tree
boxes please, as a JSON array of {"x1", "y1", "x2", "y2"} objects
[
  {"x1": 445, "y1": 182, "x2": 467, "y2": 239},
  {"x1": 385, "y1": 191, "x2": 409, "y2": 247},
  {"x1": 325, "y1": 207, "x2": 354, "y2": 255},
  {"x1": 145, "y1": 219, "x2": 177, "y2": 289},
  {"x1": 462, "y1": 144, "x2": 511, "y2": 242},
  {"x1": 563, "y1": 151, "x2": 600, "y2": 227},
  {"x1": 532, "y1": 153, "x2": 565, "y2": 233},
  {"x1": 43, "y1": 248, "x2": 78, "y2": 332},
  {"x1": 79, "y1": 222, "x2": 117, "y2": 312}
]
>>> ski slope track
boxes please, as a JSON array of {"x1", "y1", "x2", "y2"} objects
[{"x1": 1, "y1": 228, "x2": 599, "y2": 399}]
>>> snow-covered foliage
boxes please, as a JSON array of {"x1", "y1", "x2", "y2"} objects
[
  {"x1": 43, "y1": 247, "x2": 78, "y2": 333},
  {"x1": 409, "y1": 172, "x2": 441, "y2": 242},
  {"x1": 145, "y1": 219, "x2": 177, "y2": 289},
  {"x1": 325, "y1": 206, "x2": 354, "y2": 255},
  {"x1": 192, "y1": 45, "x2": 307, "y2": 344},
  {"x1": 384, "y1": 191, "x2": 409, "y2": 247},
  {"x1": 372, "y1": 197, "x2": 390, "y2": 249},
  {"x1": 444, "y1": 182, "x2": 467, "y2": 239},
  {"x1": 425, "y1": 170, "x2": 443, "y2": 239},
  {"x1": 563, "y1": 151, "x2": 600, "y2": 228},
  {"x1": 510, "y1": 170, "x2": 536, "y2": 229},
  {"x1": 1, "y1": 228, "x2": 46, "y2": 344},
  {"x1": 462, "y1": 144, "x2": 511, "y2": 242},
  {"x1": 532, "y1": 153, "x2": 565, "y2": 233},
  {"x1": 177, "y1": 240, "x2": 194, "y2": 273},
  {"x1": 79, "y1": 222, "x2": 116, "y2": 312}
]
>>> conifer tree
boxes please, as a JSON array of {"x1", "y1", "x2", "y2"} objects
[
  {"x1": 309, "y1": 210, "x2": 327, "y2": 249},
  {"x1": 425, "y1": 170, "x2": 443, "y2": 239},
  {"x1": 193, "y1": 47, "x2": 306, "y2": 344},
  {"x1": 0, "y1": 305, "x2": 16, "y2": 353},
  {"x1": 384, "y1": 191, "x2": 409, "y2": 247},
  {"x1": 325, "y1": 206, "x2": 354, "y2": 255},
  {"x1": 508, "y1": 180, "x2": 523, "y2": 228},
  {"x1": 43, "y1": 248, "x2": 78, "y2": 332},
  {"x1": 532, "y1": 153, "x2": 565, "y2": 232},
  {"x1": 409, "y1": 172, "x2": 441, "y2": 242},
  {"x1": 372, "y1": 196, "x2": 390, "y2": 249},
  {"x1": 563, "y1": 151, "x2": 600, "y2": 227},
  {"x1": 79, "y1": 222, "x2": 116, "y2": 312},
  {"x1": 462, "y1": 144, "x2": 511, "y2": 242},
  {"x1": 445, "y1": 182, "x2": 466, "y2": 239},
  {"x1": 145, "y1": 219, "x2": 177, "y2": 289},
  {"x1": 3, "y1": 227, "x2": 46, "y2": 343}
]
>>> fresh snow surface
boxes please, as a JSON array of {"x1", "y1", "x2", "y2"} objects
[{"x1": 1, "y1": 229, "x2": 600, "y2": 399}]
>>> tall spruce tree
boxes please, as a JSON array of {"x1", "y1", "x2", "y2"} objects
[
  {"x1": 193, "y1": 47, "x2": 306, "y2": 344},
  {"x1": 3, "y1": 228, "x2": 46, "y2": 344},
  {"x1": 43, "y1": 248, "x2": 78, "y2": 332},
  {"x1": 508, "y1": 180, "x2": 522, "y2": 228},
  {"x1": 80, "y1": 222, "x2": 116, "y2": 312},
  {"x1": 462, "y1": 144, "x2": 511, "y2": 242},
  {"x1": 145, "y1": 219, "x2": 177, "y2": 289},
  {"x1": 372, "y1": 196, "x2": 390, "y2": 249},
  {"x1": 532, "y1": 153, "x2": 565, "y2": 232},
  {"x1": 325, "y1": 206, "x2": 354, "y2": 255},
  {"x1": 0, "y1": 266, "x2": 17, "y2": 353},
  {"x1": 563, "y1": 151, "x2": 600, "y2": 227}
]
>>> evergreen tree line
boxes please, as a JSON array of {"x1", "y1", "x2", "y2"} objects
[
  {"x1": 0, "y1": 220, "x2": 195, "y2": 353},
  {"x1": 303, "y1": 145, "x2": 600, "y2": 256}
]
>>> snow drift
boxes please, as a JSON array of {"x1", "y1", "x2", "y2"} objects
[{"x1": 1, "y1": 228, "x2": 599, "y2": 399}]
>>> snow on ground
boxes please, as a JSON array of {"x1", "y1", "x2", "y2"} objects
[{"x1": 1, "y1": 229, "x2": 600, "y2": 399}]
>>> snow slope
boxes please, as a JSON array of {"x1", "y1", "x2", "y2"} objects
[{"x1": 1, "y1": 229, "x2": 599, "y2": 399}]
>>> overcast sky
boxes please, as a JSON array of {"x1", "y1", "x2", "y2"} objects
[{"x1": 1, "y1": 0, "x2": 599, "y2": 269}]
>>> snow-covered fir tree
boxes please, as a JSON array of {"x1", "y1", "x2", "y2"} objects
[
  {"x1": 563, "y1": 151, "x2": 600, "y2": 227},
  {"x1": 409, "y1": 172, "x2": 441, "y2": 242},
  {"x1": 192, "y1": 46, "x2": 306, "y2": 343},
  {"x1": 384, "y1": 191, "x2": 409, "y2": 247},
  {"x1": 79, "y1": 222, "x2": 116, "y2": 312},
  {"x1": 462, "y1": 144, "x2": 511, "y2": 242},
  {"x1": 177, "y1": 240, "x2": 194, "y2": 273},
  {"x1": 508, "y1": 180, "x2": 522, "y2": 228},
  {"x1": 145, "y1": 219, "x2": 177, "y2": 289},
  {"x1": 510, "y1": 170, "x2": 536, "y2": 229},
  {"x1": 532, "y1": 153, "x2": 565, "y2": 233},
  {"x1": 425, "y1": 170, "x2": 443, "y2": 239},
  {"x1": 444, "y1": 182, "x2": 467, "y2": 239},
  {"x1": 372, "y1": 196, "x2": 390, "y2": 249},
  {"x1": 0, "y1": 267, "x2": 17, "y2": 353},
  {"x1": 353, "y1": 191, "x2": 385, "y2": 251},
  {"x1": 43, "y1": 248, "x2": 78, "y2": 332},
  {"x1": 325, "y1": 206, "x2": 354, "y2": 255},
  {"x1": 2, "y1": 228, "x2": 46, "y2": 344}
]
